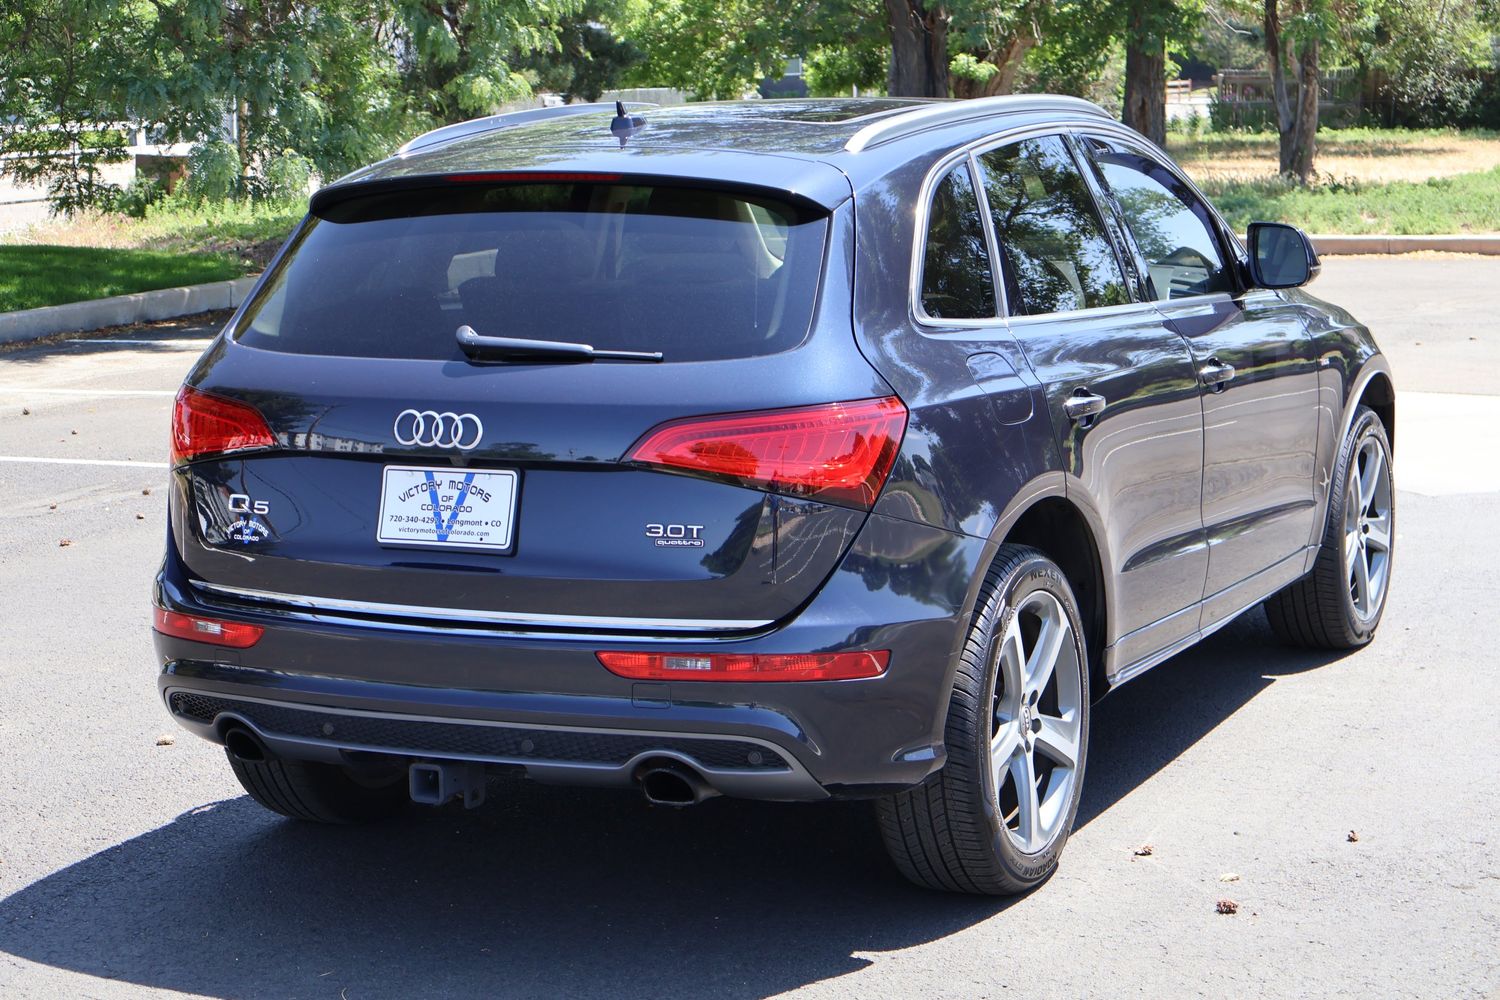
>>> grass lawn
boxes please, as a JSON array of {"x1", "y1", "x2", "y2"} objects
[
  {"x1": 1, "y1": 198, "x2": 302, "y2": 312},
  {"x1": 1196, "y1": 167, "x2": 1500, "y2": 234},
  {"x1": 0, "y1": 244, "x2": 247, "y2": 313},
  {"x1": 1167, "y1": 127, "x2": 1500, "y2": 234}
]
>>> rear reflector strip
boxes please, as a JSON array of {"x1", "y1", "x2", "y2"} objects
[
  {"x1": 153, "y1": 608, "x2": 264, "y2": 648},
  {"x1": 596, "y1": 650, "x2": 889, "y2": 682}
]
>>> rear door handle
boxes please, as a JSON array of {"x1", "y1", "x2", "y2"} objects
[
  {"x1": 1199, "y1": 360, "x2": 1236, "y2": 390},
  {"x1": 1063, "y1": 390, "x2": 1107, "y2": 423}
]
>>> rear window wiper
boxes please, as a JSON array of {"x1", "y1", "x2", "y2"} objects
[{"x1": 456, "y1": 325, "x2": 663, "y2": 364}]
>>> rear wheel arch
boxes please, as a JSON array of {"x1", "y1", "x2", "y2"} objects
[
  {"x1": 1356, "y1": 369, "x2": 1395, "y2": 453},
  {"x1": 996, "y1": 497, "x2": 1110, "y2": 700}
]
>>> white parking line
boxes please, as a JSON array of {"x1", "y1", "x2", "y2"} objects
[
  {"x1": 1, "y1": 388, "x2": 176, "y2": 397},
  {"x1": 0, "y1": 456, "x2": 167, "y2": 469}
]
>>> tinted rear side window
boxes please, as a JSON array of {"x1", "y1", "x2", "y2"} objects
[
  {"x1": 234, "y1": 182, "x2": 827, "y2": 362},
  {"x1": 920, "y1": 163, "x2": 996, "y2": 320},
  {"x1": 976, "y1": 137, "x2": 1130, "y2": 316}
]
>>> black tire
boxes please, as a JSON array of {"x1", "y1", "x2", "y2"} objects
[
  {"x1": 1265, "y1": 405, "x2": 1394, "y2": 649},
  {"x1": 227, "y1": 750, "x2": 410, "y2": 824},
  {"x1": 876, "y1": 545, "x2": 1090, "y2": 895}
]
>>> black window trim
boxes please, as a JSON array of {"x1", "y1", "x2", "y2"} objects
[
  {"x1": 1062, "y1": 132, "x2": 1154, "y2": 304},
  {"x1": 1070, "y1": 124, "x2": 1253, "y2": 300},
  {"x1": 970, "y1": 129, "x2": 1141, "y2": 323},
  {"x1": 910, "y1": 150, "x2": 1009, "y2": 330},
  {"x1": 906, "y1": 116, "x2": 1255, "y2": 331}
]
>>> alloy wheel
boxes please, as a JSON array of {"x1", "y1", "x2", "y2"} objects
[
  {"x1": 989, "y1": 590, "x2": 1084, "y2": 854},
  {"x1": 1344, "y1": 435, "x2": 1393, "y2": 622}
]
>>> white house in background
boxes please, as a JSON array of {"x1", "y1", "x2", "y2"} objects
[{"x1": 0, "y1": 124, "x2": 193, "y2": 233}]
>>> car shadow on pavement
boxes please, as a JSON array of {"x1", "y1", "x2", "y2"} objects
[
  {"x1": 0, "y1": 313, "x2": 230, "y2": 365},
  {"x1": 0, "y1": 609, "x2": 1353, "y2": 999}
]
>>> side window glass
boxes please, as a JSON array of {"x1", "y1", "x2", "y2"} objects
[
  {"x1": 976, "y1": 136, "x2": 1129, "y2": 316},
  {"x1": 920, "y1": 162, "x2": 996, "y2": 320},
  {"x1": 1084, "y1": 137, "x2": 1231, "y2": 301}
]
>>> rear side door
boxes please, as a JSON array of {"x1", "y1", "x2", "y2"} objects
[
  {"x1": 973, "y1": 134, "x2": 1208, "y2": 672},
  {"x1": 1077, "y1": 132, "x2": 1321, "y2": 624}
]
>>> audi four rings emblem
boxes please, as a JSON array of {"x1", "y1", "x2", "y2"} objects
[{"x1": 393, "y1": 409, "x2": 484, "y2": 450}]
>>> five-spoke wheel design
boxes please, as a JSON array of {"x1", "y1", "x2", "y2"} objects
[
  {"x1": 1344, "y1": 434, "x2": 1392, "y2": 623},
  {"x1": 989, "y1": 590, "x2": 1083, "y2": 854},
  {"x1": 877, "y1": 545, "x2": 1090, "y2": 895},
  {"x1": 1266, "y1": 404, "x2": 1394, "y2": 649}
]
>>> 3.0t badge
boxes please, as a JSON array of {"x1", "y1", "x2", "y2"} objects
[{"x1": 646, "y1": 523, "x2": 705, "y2": 548}]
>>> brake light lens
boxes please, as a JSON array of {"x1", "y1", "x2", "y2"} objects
[
  {"x1": 171, "y1": 386, "x2": 276, "y2": 465},
  {"x1": 626, "y1": 397, "x2": 907, "y2": 508},
  {"x1": 153, "y1": 608, "x2": 264, "y2": 648},
  {"x1": 597, "y1": 650, "x2": 889, "y2": 682}
]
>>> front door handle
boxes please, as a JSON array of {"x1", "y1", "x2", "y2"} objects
[
  {"x1": 1199, "y1": 359, "x2": 1236, "y2": 390},
  {"x1": 1063, "y1": 390, "x2": 1107, "y2": 423}
]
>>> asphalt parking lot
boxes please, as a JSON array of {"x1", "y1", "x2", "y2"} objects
[{"x1": 1, "y1": 256, "x2": 1496, "y2": 999}]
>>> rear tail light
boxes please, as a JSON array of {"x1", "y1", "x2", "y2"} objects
[
  {"x1": 153, "y1": 608, "x2": 264, "y2": 648},
  {"x1": 597, "y1": 650, "x2": 889, "y2": 682},
  {"x1": 626, "y1": 396, "x2": 907, "y2": 508},
  {"x1": 171, "y1": 386, "x2": 276, "y2": 465}
]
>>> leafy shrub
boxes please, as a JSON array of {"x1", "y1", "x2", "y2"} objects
[
  {"x1": 259, "y1": 152, "x2": 313, "y2": 202},
  {"x1": 184, "y1": 141, "x2": 242, "y2": 202},
  {"x1": 108, "y1": 177, "x2": 167, "y2": 218}
]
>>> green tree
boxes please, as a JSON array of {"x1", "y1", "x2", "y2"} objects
[
  {"x1": 513, "y1": 2, "x2": 643, "y2": 103},
  {"x1": 803, "y1": 38, "x2": 887, "y2": 95},
  {"x1": 1121, "y1": 1, "x2": 1204, "y2": 145},
  {"x1": 618, "y1": 0, "x2": 836, "y2": 99},
  {"x1": 1365, "y1": 0, "x2": 1498, "y2": 124},
  {"x1": 0, "y1": 0, "x2": 143, "y2": 214},
  {"x1": 2, "y1": 0, "x2": 590, "y2": 213},
  {"x1": 391, "y1": 0, "x2": 583, "y2": 123},
  {"x1": 184, "y1": 1, "x2": 409, "y2": 179},
  {"x1": 1216, "y1": 0, "x2": 1372, "y2": 182},
  {"x1": 1262, "y1": 0, "x2": 1328, "y2": 182}
]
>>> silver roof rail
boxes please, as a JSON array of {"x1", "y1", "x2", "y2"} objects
[
  {"x1": 398, "y1": 102, "x2": 658, "y2": 156},
  {"x1": 843, "y1": 95, "x2": 1111, "y2": 153}
]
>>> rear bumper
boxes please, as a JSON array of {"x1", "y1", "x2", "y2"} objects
[
  {"x1": 162, "y1": 672, "x2": 828, "y2": 800},
  {"x1": 155, "y1": 514, "x2": 991, "y2": 799}
]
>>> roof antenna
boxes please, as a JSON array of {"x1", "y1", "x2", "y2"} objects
[{"x1": 610, "y1": 101, "x2": 646, "y2": 148}]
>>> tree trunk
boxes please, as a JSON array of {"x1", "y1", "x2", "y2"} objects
[
  {"x1": 1122, "y1": 18, "x2": 1166, "y2": 145},
  {"x1": 236, "y1": 97, "x2": 251, "y2": 187},
  {"x1": 950, "y1": 34, "x2": 1037, "y2": 99},
  {"x1": 885, "y1": 0, "x2": 949, "y2": 98},
  {"x1": 1283, "y1": 38, "x2": 1319, "y2": 183},
  {"x1": 1264, "y1": 0, "x2": 1318, "y2": 184}
]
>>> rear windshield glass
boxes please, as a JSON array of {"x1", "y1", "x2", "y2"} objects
[{"x1": 233, "y1": 182, "x2": 828, "y2": 362}]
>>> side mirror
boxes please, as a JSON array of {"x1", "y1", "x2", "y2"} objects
[{"x1": 1247, "y1": 222, "x2": 1320, "y2": 289}]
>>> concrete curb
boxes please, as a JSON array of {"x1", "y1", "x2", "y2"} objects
[
  {"x1": 0, "y1": 275, "x2": 259, "y2": 346},
  {"x1": 1312, "y1": 234, "x2": 1500, "y2": 256}
]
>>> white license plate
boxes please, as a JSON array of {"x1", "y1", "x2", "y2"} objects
[{"x1": 376, "y1": 465, "x2": 519, "y2": 552}]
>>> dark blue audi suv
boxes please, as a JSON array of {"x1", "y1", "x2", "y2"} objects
[{"x1": 154, "y1": 96, "x2": 1395, "y2": 894}]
